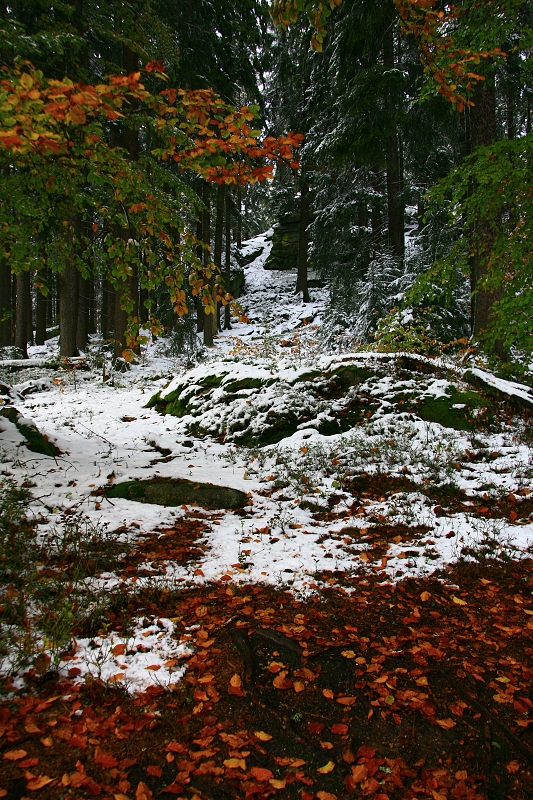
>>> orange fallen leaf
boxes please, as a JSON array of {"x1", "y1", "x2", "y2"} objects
[
  {"x1": 136, "y1": 781, "x2": 154, "y2": 800},
  {"x1": 230, "y1": 673, "x2": 242, "y2": 688},
  {"x1": 114, "y1": 794, "x2": 130, "y2": 800},
  {"x1": 320, "y1": 741, "x2": 334, "y2": 750},
  {"x1": 331, "y1": 723, "x2": 349, "y2": 735},
  {"x1": 108, "y1": 672, "x2": 125, "y2": 683},
  {"x1": 94, "y1": 748, "x2": 119, "y2": 768},
  {"x1": 24, "y1": 721, "x2": 42, "y2": 734},
  {"x1": 113, "y1": 643, "x2": 127, "y2": 657},
  {"x1": 146, "y1": 664, "x2": 161, "y2": 671},
  {"x1": 0, "y1": 790, "x2": 7, "y2": 798},
  {"x1": 317, "y1": 761, "x2": 335, "y2": 774},
  {"x1": 322, "y1": 688, "x2": 334, "y2": 699},
  {"x1": 350, "y1": 763, "x2": 368, "y2": 783},
  {"x1": 455, "y1": 770, "x2": 468, "y2": 780},
  {"x1": 254, "y1": 731, "x2": 272, "y2": 741},
  {"x1": 224, "y1": 758, "x2": 246, "y2": 770},
  {"x1": 269, "y1": 778, "x2": 286, "y2": 789},
  {"x1": 3, "y1": 750, "x2": 27, "y2": 760},
  {"x1": 293, "y1": 681, "x2": 305, "y2": 693},
  {"x1": 420, "y1": 591, "x2": 431, "y2": 602},
  {"x1": 26, "y1": 774, "x2": 55, "y2": 791},
  {"x1": 341, "y1": 650, "x2": 356, "y2": 659},
  {"x1": 273, "y1": 671, "x2": 293, "y2": 690},
  {"x1": 39, "y1": 738, "x2": 53, "y2": 748},
  {"x1": 506, "y1": 761, "x2": 520, "y2": 774},
  {"x1": 250, "y1": 766, "x2": 273, "y2": 781},
  {"x1": 436, "y1": 718, "x2": 456, "y2": 729},
  {"x1": 317, "y1": 793, "x2": 338, "y2": 800},
  {"x1": 451, "y1": 595, "x2": 467, "y2": 606},
  {"x1": 337, "y1": 696, "x2": 356, "y2": 706},
  {"x1": 146, "y1": 765, "x2": 162, "y2": 777}
]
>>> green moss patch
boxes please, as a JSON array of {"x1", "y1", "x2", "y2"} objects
[
  {"x1": 224, "y1": 377, "x2": 264, "y2": 394},
  {"x1": 103, "y1": 477, "x2": 248, "y2": 510},
  {"x1": 0, "y1": 407, "x2": 60, "y2": 457}
]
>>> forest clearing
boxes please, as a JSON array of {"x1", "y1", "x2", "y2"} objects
[{"x1": 1, "y1": 1, "x2": 533, "y2": 799}]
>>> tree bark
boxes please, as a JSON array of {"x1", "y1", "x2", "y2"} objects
[
  {"x1": 77, "y1": 275, "x2": 89, "y2": 351},
  {"x1": 59, "y1": 262, "x2": 80, "y2": 357},
  {"x1": 0, "y1": 256, "x2": 11, "y2": 346},
  {"x1": 35, "y1": 290, "x2": 47, "y2": 346},
  {"x1": 214, "y1": 183, "x2": 225, "y2": 331},
  {"x1": 236, "y1": 184, "x2": 243, "y2": 248},
  {"x1": 15, "y1": 271, "x2": 30, "y2": 358},
  {"x1": 467, "y1": 73, "x2": 504, "y2": 357},
  {"x1": 202, "y1": 182, "x2": 215, "y2": 347},
  {"x1": 383, "y1": 23, "x2": 404, "y2": 261},
  {"x1": 224, "y1": 190, "x2": 232, "y2": 330},
  {"x1": 196, "y1": 202, "x2": 204, "y2": 334},
  {"x1": 295, "y1": 179, "x2": 311, "y2": 302}
]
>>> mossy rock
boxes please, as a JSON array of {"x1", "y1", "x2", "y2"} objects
[
  {"x1": 332, "y1": 365, "x2": 375, "y2": 386},
  {"x1": 224, "y1": 377, "x2": 264, "y2": 393},
  {"x1": 198, "y1": 372, "x2": 228, "y2": 389},
  {"x1": 104, "y1": 478, "x2": 248, "y2": 510},
  {"x1": 145, "y1": 391, "x2": 161, "y2": 408},
  {"x1": 0, "y1": 407, "x2": 60, "y2": 456},
  {"x1": 400, "y1": 387, "x2": 493, "y2": 431}
]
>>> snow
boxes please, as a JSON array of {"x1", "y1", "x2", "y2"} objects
[{"x1": 1, "y1": 230, "x2": 532, "y2": 694}]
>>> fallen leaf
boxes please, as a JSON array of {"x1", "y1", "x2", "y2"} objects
[
  {"x1": 331, "y1": 724, "x2": 349, "y2": 735},
  {"x1": 26, "y1": 774, "x2": 55, "y2": 791},
  {"x1": 269, "y1": 778, "x2": 286, "y2": 789},
  {"x1": 317, "y1": 761, "x2": 335, "y2": 774},
  {"x1": 320, "y1": 741, "x2": 334, "y2": 750},
  {"x1": 455, "y1": 770, "x2": 468, "y2": 780},
  {"x1": 420, "y1": 591, "x2": 431, "y2": 602},
  {"x1": 39, "y1": 738, "x2": 53, "y2": 748},
  {"x1": 293, "y1": 681, "x2": 305, "y2": 693},
  {"x1": 19, "y1": 758, "x2": 39, "y2": 768},
  {"x1": 254, "y1": 731, "x2": 272, "y2": 741},
  {"x1": 436, "y1": 718, "x2": 456, "y2": 729},
  {"x1": 146, "y1": 664, "x2": 161, "y2": 671},
  {"x1": 341, "y1": 650, "x2": 356, "y2": 659},
  {"x1": 224, "y1": 758, "x2": 246, "y2": 770},
  {"x1": 336, "y1": 696, "x2": 356, "y2": 706},
  {"x1": 309, "y1": 722, "x2": 325, "y2": 734},
  {"x1": 317, "y1": 793, "x2": 337, "y2": 800},
  {"x1": 136, "y1": 781, "x2": 154, "y2": 800},
  {"x1": 3, "y1": 750, "x2": 27, "y2": 760},
  {"x1": 351, "y1": 763, "x2": 368, "y2": 783},
  {"x1": 166, "y1": 742, "x2": 186, "y2": 753},
  {"x1": 322, "y1": 688, "x2": 334, "y2": 699},
  {"x1": 451, "y1": 595, "x2": 467, "y2": 606},
  {"x1": 108, "y1": 672, "x2": 125, "y2": 683},
  {"x1": 146, "y1": 765, "x2": 162, "y2": 777},
  {"x1": 273, "y1": 671, "x2": 292, "y2": 690},
  {"x1": 230, "y1": 673, "x2": 242, "y2": 688},
  {"x1": 250, "y1": 767, "x2": 273, "y2": 781},
  {"x1": 113, "y1": 644, "x2": 127, "y2": 657},
  {"x1": 506, "y1": 761, "x2": 520, "y2": 774},
  {"x1": 94, "y1": 748, "x2": 119, "y2": 768}
]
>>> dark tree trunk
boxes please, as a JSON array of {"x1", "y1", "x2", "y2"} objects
[
  {"x1": 139, "y1": 285, "x2": 149, "y2": 325},
  {"x1": 59, "y1": 262, "x2": 80, "y2": 357},
  {"x1": 467, "y1": 73, "x2": 504, "y2": 357},
  {"x1": 224, "y1": 190, "x2": 232, "y2": 330},
  {"x1": 371, "y1": 166, "x2": 383, "y2": 258},
  {"x1": 202, "y1": 182, "x2": 215, "y2": 348},
  {"x1": 295, "y1": 179, "x2": 311, "y2": 302},
  {"x1": 15, "y1": 272, "x2": 30, "y2": 358},
  {"x1": 35, "y1": 290, "x2": 47, "y2": 346},
  {"x1": 196, "y1": 203, "x2": 204, "y2": 334},
  {"x1": 236, "y1": 185, "x2": 242, "y2": 248},
  {"x1": 214, "y1": 183, "x2": 225, "y2": 331},
  {"x1": 383, "y1": 24, "x2": 404, "y2": 261},
  {"x1": 0, "y1": 257, "x2": 11, "y2": 346},
  {"x1": 77, "y1": 275, "x2": 89, "y2": 351},
  {"x1": 87, "y1": 275, "x2": 96, "y2": 335}
]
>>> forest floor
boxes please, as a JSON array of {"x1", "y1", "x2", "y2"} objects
[{"x1": 0, "y1": 233, "x2": 533, "y2": 799}]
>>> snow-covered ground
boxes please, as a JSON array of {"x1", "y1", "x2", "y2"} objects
[{"x1": 1, "y1": 232, "x2": 532, "y2": 693}]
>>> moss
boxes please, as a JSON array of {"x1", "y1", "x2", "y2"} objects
[
  {"x1": 332, "y1": 365, "x2": 375, "y2": 386},
  {"x1": 0, "y1": 407, "x2": 60, "y2": 456},
  {"x1": 145, "y1": 391, "x2": 161, "y2": 408},
  {"x1": 397, "y1": 386, "x2": 493, "y2": 431},
  {"x1": 198, "y1": 372, "x2": 228, "y2": 389},
  {"x1": 104, "y1": 478, "x2": 248, "y2": 510},
  {"x1": 224, "y1": 377, "x2": 264, "y2": 393},
  {"x1": 165, "y1": 397, "x2": 190, "y2": 417}
]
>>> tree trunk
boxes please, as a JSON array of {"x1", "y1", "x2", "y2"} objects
[
  {"x1": 35, "y1": 290, "x2": 47, "y2": 346},
  {"x1": 15, "y1": 272, "x2": 30, "y2": 358},
  {"x1": 202, "y1": 182, "x2": 215, "y2": 347},
  {"x1": 59, "y1": 262, "x2": 80, "y2": 357},
  {"x1": 0, "y1": 257, "x2": 11, "y2": 346},
  {"x1": 214, "y1": 184, "x2": 225, "y2": 331},
  {"x1": 224, "y1": 190, "x2": 232, "y2": 330},
  {"x1": 236, "y1": 185, "x2": 243, "y2": 248},
  {"x1": 196, "y1": 204, "x2": 204, "y2": 334},
  {"x1": 383, "y1": 24, "x2": 404, "y2": 261},
  {"x1": 87, "y1": 275, "x2": 96, "y2": 335},
  {"x1": 295, "y1": 179, "x2": 311, "y2": 302},
  {"x1": 77, "y1": 275, "x2": 89, "y2": 351},
  {"x1": 467, "y1": 72, "x2": 504, "y2": 357}
]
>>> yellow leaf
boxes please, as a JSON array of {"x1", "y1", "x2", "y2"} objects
[
  {"x1": 254, "y1": 731, "x2": 272, "y2": 741},
  {"x1": 452, "y1": 595, "x2": 467, "y2": 606},
  {"x1": 224, "y1": 758, "x2": 246, "y2": 770},
  {"x1": 269, "y1": 778, "x2": 286, "y2": 789},
  {"x1": 317, "y1": 760, "x2": 335, "y2": 774},
  {"x1": 341, "y1": 650, "x2": 356, "y2": 659}
]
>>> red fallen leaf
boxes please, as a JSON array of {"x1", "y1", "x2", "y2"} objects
[
  {"x1": 146, "y1": 765, "x2": 163, "y2": 777},
  {"x1": 309, "y1": 722, "x2": 325, "y2": 734},
  {"x1": 113, "y1": 644, "x2": 127, "y2": 657},
  {"x1": 436, "y1": 718, "x2": 456, "y2": 730},
  {"x1": 166, "y1": 742, "x2": 186, "y2": 753},
  {"x1": 506, "y1": 760, "x2": 520, "y2": 774},
  {"x1": 250, "y1": 766, "x2": 274, "y2": 781},
  {"x1": 357, "y1": 745, "x2": 376, "y2": 759},
  {"x1": 68, "y1": 735, "x2": 87, "y2": 748},
  {"x1": 350, "y1": 763, "x2": 368, "y2": 783},
  {"x1": 68, "y1": 667, "x2": 82, "y2": 678},
  {"x1": 161, "y1": 782, "x2": 184, "y2": 794},
  {"x1": 331, "y1": 723, "x2": 349, "y2": 735},
  {"x1": 94, "y1": 747, "x2": 118, "y2": 768},
  {"x1": 136, "y1": 781, "x2": 154, "y2": 800},
  {"x1": 273, "y1": 671, "x2": 293, "y2": 690},
  {"x1": 336, "y1": 696, "x2": 356, "y2": 706},
  {"x1": 19, "y1": 758, "x2": 39, "y2": 768},
  {"x1": 26, "y1": 774, "x2": 55, "y2": 791},
  {"x1": 509, "y1": 510, "x2": 518, "y2": 521},
  {"x1": 146, "y1": 664, "x2": 161, "y2": 671}
]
